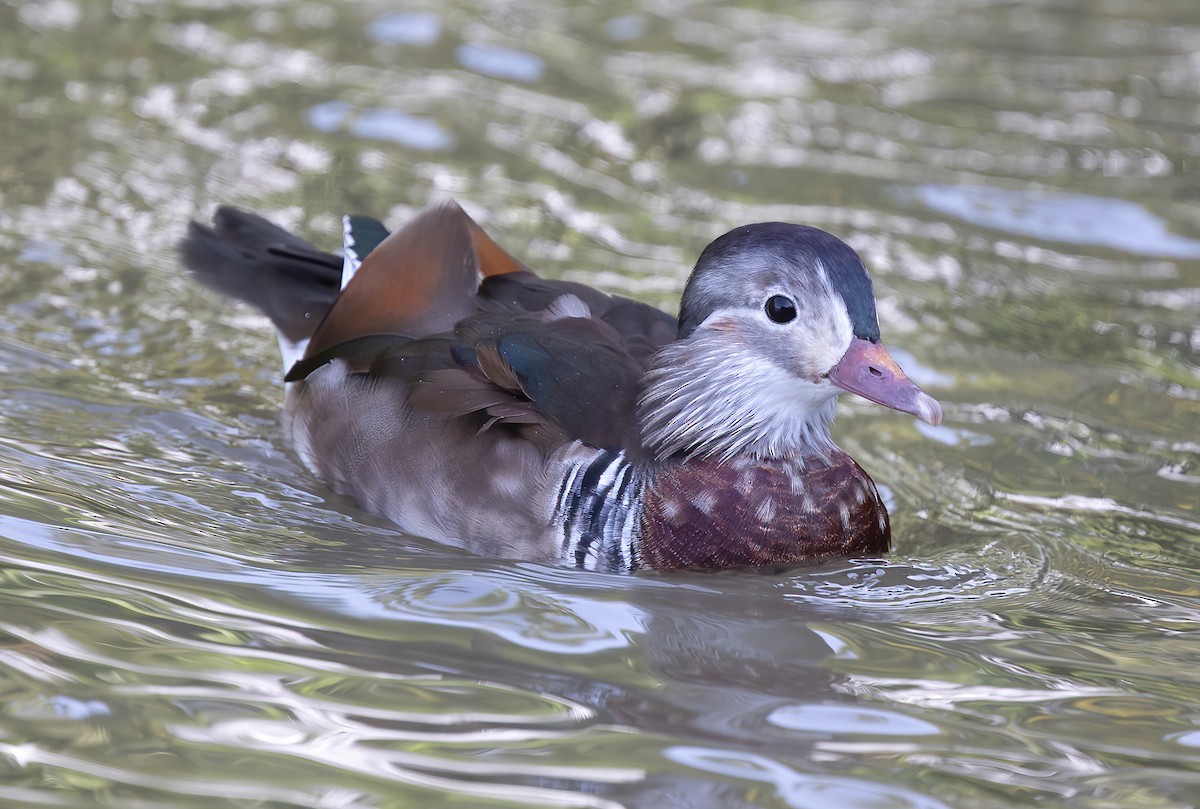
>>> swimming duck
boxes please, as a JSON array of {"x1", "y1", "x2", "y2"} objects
[{"x1": 181, "y1": 202, "x2": 941, "y2": 571}]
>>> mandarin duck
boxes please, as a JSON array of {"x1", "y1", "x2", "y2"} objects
[{"x1": 181, "y1": 203, "x2": 941, "y2": 571}]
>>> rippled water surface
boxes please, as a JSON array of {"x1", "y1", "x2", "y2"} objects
[{"x1": 2, "y1": 0, "x2": 1199, "y2": 806}]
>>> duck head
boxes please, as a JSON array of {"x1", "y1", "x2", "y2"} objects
[{"x1": 639, "y1": 223, "x2": 942, "y2": 462}]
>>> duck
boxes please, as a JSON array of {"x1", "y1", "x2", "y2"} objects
[{"x1": 180, "y1": 202, "x2": 941, "y2": 571}]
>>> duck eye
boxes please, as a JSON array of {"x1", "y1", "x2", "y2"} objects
[{"x1": 764, "y1": 295, "x2": 797, "y2": 324}]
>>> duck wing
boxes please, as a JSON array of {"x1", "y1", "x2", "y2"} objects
[
  {"x1": 405, "y1": 304, "x2": 653, "y2": 451},
  {"x1": 477, "y1": 272, "x2": 678, "y2": 362},
  {"x1": 302, "y1": 202, "x2": 527, "y2": 358},
  {"x1": 287, "y1": 203, "x2": 678, "y2": 452}
]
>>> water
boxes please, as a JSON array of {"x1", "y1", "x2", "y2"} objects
[{"x1": 1, "y1": 0, "x2": 1198, "y2": 806}]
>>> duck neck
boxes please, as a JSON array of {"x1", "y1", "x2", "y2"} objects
[{"x1": 636, "y1": 335, "x2": 839, "y2": 464}]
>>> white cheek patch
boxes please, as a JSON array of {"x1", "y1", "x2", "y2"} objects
[
  {"x1": 809, "y1": 298, "x2": 853, "y2": 374},
  {"x1": 801, "y1": 261, "x2": 854, "y2": 373}
]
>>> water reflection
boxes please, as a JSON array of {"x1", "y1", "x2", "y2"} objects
[
  {"x1": 366, "y1": 11, "x2": 442, "y2": 46},
  {"x1": 457, "y1": 43, "x2": 545, "y2": 83},
  {"x1": 914, "y1": 185, "x2": 1200, "y2": 258},
  {"x1": 664, "y1": 747, "x2": 951, "y2": 809},
  {"x1": 348, "y1": 108, "x2": 455, "y2": 151}
]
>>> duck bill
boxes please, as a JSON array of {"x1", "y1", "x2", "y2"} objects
[{"x1": 829, "y1": 338, "x2": 942, "y2": 426}]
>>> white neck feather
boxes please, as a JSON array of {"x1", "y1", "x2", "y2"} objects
[{"x1": 637, "y1": 335, "x2": 839, "y2": 463}]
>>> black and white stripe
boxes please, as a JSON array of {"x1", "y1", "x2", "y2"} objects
[
  {"x1": 554, "y1": 450, "x2": 643, "y2": 572},
  {"x1": 341, "y1": 214, "x2": 362, "y2": 290}
]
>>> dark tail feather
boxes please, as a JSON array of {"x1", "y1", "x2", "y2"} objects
[{"x1": 179, "y1": 206, "x2": 342, "y2": 343}]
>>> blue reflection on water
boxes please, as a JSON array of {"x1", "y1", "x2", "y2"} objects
[
  {"x1": 887, "y1": 347, "x2": 954, "y2": 388},
  {"x1": 306, "y1": 103, "x2": 453, "y2": 151},
  {"x1": 664, "y1": 746, "x2": 951, "y2": 809},
  {"x1": 456, "y1": 43, "x2": 544, "y2": 83},
  {"x1": 604, "y1": 15, "x2": 646, "y2": 42},
  {"x1": 914, "y1": 184, "x2": 1200, "y2": 258},
  {"x1": 767, "y1": 703, "x2": 941, "y2": 737},
  {"x1": 366, "y1": 11, "x2": 442, "y2": 46},
  {"x1": 349, "y1": 109, "x2": 454, "y2": 151},
  {"x1": 306, "y1": 100, "x2": 352, "y2": 133},
  {"x1": 1174, "y1": 730, "x2": 1200, "y2": 748},
  {"x1": 51, "y1": 696, "x2": 112, "y2": 720},
  {"x1": 19, "y1": 239, "x2": 69, "y2": 264}
]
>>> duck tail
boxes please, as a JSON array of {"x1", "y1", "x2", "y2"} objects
[{"x1": 179, "y1": 206, "x2": 342, "y2": 370}]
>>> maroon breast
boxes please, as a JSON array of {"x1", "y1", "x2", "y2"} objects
[{"x1": 638, "y1": 450, "x2": 889, "y2": 569}]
